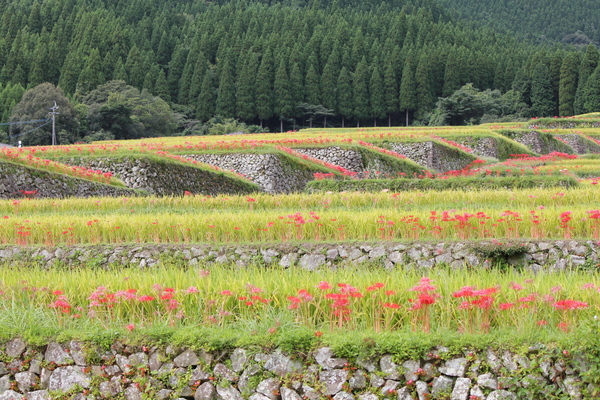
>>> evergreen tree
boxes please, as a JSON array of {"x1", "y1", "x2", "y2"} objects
[
  {"x1": 166, "y1": 45, "x2": 188, "y2": 102},
  {"x1": 188, "y1": 53, "x2": 208, "y2": 103},
  {"x1": 531, "y1": 63, "x2": 555, "y2": 117},
  {"x1": 442, "y1": 48, "x2": 461, "y2": 97},
  {"x1": 383, "y1": 54, "x2": 398, "y2": 126},
  {"x1": 76, "y1": 49, "x2": 104, "y2": 98},
  {"x1": 154, "y1": 69, "x2": 170, "y2": 103},
  {"x1": 196, "y1": 68, "x2": 216, "y2": 122},
  {"x1": 113, "y1": 58, "x2": 128, "y2": 81},
  {"x1": 337, "y1": 66, "x2": 352, "y2": 128},
  {"x1": 584, "y1": 66, "x2": 600, "y2": 113},
  {"x1": 558, "y1": 52, "x2": 580, "y2": 117},
  {"x1": 255, "y1": 48, "x2": 274, "y2": 125},
  {"x1": 320, "y1": 51, "x2": 339, "y2": 114},
  {"x1": 289, "y1": 61, "x2": 304, "y2": 123},
  {"x1": 369, "y1": 62, "x2": 385, "y2": 126},
  {"x1": 353, "y1": 57, "x2": 369, "y2": 126},
  {"x1": 274, "y1": 59, "x2": 293, "y2": 132},
  {"x1": 236, "y1": 51, "x2": 259, "y2": 122},
  {"x1": 216, "y1": 55, "x2": 236, "y2": 118},
  {"x1": 125, "y1": 46, "x2": 145, "y2": 89},
  {"x1": 305, "y1": 63, "x2": 320, "y2": 105},
  {"x1": 143, "y1": 64, "x2": 160, "y2": 93},
  {"x1": 58, "y1": 51, "x2": 84, "y2": 95},
  {"x1": 399, "y1": 53, "x2": 417, "y2": 126},
  {"x1": 415, "y1": 52, "x2": 435, "y2": 115},
  {"x1": 574, "y1": 44, "x2": 599, "y2": 114}
]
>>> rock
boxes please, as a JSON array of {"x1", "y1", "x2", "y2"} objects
[
  {"x1": 381, "y1": 380, "x2": 400, "y2": 396},
  {"x1": 45, "y1": 342, "x2": 73, "y2": 365},
  {"x1": 174, "y1": 349, "x2": 200, "y2": 367},
  {"x1": 357, "y1": 393, "x2": 378, "y2": 400},
  {"x1": 416, "y1": 381, "x2": 429, "y2": 400},
  {"x1": 5, "y1": 338, "x2": 27, "y2": 358},
  {"x1": 69, "y1": 341, "x2": 87, "y2": 366},
  {"x1": 216, "y1": 385, "x2": 244, "y2": 400},
  {"x1": 15, "y1": 371, "x2": 39, "y2": 392},
  {"x1": 264, "y1": 350, "x2": 302, "y2": 376},
  {"x1": 333, "y1": 392, "x2": 354, "y2": 400},
  {"x1": 189, "y1": 367, "x2": 211, "y2": 384},
  {"x1": 486, "y1": 349, "x2": 502, "y2": 372},
  {"x1": 356, "y1": 357, "x2": 377, "y2": 372},
  {"x1": 478, "y1": 373, "x2": 498, "y2": 390},
  {"x1": 431, "y1": 376, "x2": 454, "y2": 398},
  {"x1": 149, "y1": 351, "x2": 164, "y2": 371},
  {"x1": 116, "y1": 354, "x2": 132, "y2": 373},
  {"x1": 194, "y1": 382, "x2": 216, "y2": 400},
  {"x1": 314, "y1": 347, "x2": 347, "y2": 370},
  {"x1": 501, "y1": 351, "x2": 517, "y2": 372},
  {"x1": 0, "y1": 376, "x2": 9, "y2": 392},
  {"x1": 25, "y1": 390, "x2": 51, "y2": 400},
  {"x1": 0, "y1": 390, "x2": 24, "y2": 400},
  {"x1": 124, "y1": 385, "x2": 143, "y2": 400},
  {"x1": 129, "y1": 352, "x2": 149, "y2": 367},
  {"x1": 397, "y1": 387, "x2": 413, "y2": 400},
  {"x1": 214, "y1": 363, "x2": 238, "y2": 382},
  {"x1": 299, "y1": 255, "x2": 326, "y2": 270},
  {"x1": 563, "y1": 377, "x2": 582, "y2": 399},
  {"x1": 99, "y1": 377, "x2": 123, "y2": 397},
  {"x1": 439, "y1": 358, "x2": 467, "y2": 377},
  {"x1": 279, "y1": 254, "x2": 297, "y2": 268},
  {"x1": 48, "y1": 366, "x2": 91, "y2": 392},
  {"x1": 369, "y1": 373, "x2": 385, "y2": 388},
  {"x1": 486, "y1": 390, "x2": 516, "y2": 400},
  {"x1": 402, "y1": 360, "x2": 420, "y2": 382},
  {"x1": 319, "y1": 369, "x2": 349, "y2": 395},
  {"x1": 349, "y1": 370, "x2": 367, "y2": 390},
  {"x1": 231, "y1": 348, "x2": 247, "y2": 373},
  {"x1": 157, "y1": 389, "x2": 174, "y2": 400},
  {"x1": 380, "y1": 355, "x2": 400, "y2": 380},
  {"x1": 421, "y1": 363, "x2": 437, "y2": 382},
  {"x1": 249, "y1": 394, "x2": 272, "y2": 400},
  {"x1": 280, "y1": 387, "x2": 302, "y2": 400},
  {"x1": 469, "y1": 385, "x2": 485, "y2": 400},
  {"x1": 369, "y1": 246, "x2": 386, "y2": 259},
  {"x1": 451, "y1": 378, "x2": 471, "y2": 400},
  {"x1": 256, "y1": 377, "x2": 281, "y2": 400}
]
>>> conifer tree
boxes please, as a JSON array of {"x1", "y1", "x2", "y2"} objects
[
  {"x1": 531, "y1": 63, "x2": 555, "y2": 117},
  {"x1": 383, "y1": 54, "x2": 398, "y2": 126},
  {"x1": 113, "y1": 58, "x2": 128, "y2": 81},
  {"x1": 125, "y1": 46, "x2": 145, "y2": 89},
  {"x1": 337, "y1": 66, "x2": 352, "y2": 128},
  {"x1": 584, "y1": 66, "x2": 600, "y2": 113},
  {"x1": 574, "y1": 44, "x2": 599, "y2": 114},
  {"x1": 369, "y1": 62, "x2": 385, "y2": 126},
  {"x1": 216, "y1": 54, "x2": 236, "y2": 118},
  {"x1": 236, "y1": 51, "x2": 259, "y2": 122},
  {"x1": 274, "y1": 59, "x2": 293, "y2": 132},
  {"x1": 196, "y1": 68, "x2": 216, "y2": 122},
  {"x1": 353, "y1": 57, "x2": 369, "y2": 127},
  {"x1": 558, "y1": 52, "x2": 580, "y2": 117},
  {"x1": 256, "y1": 48, "x2": 274, "y2": 126},
  {"x1": 305, "y1": 63, "x2": 320, "y2": 106},
  {"x1": 154, "y1": 69, "x2": 170, "y2": 103},
  {"x1": 399, "y1": 53, "x2": 417, "y2": 126},
  {"x1": 289, "y1": 61, "x2": 304, "y2": 123}
]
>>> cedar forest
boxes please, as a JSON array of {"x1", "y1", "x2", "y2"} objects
[{"x1": 1, "y1": 0, "x2": 600, "y2": 144}]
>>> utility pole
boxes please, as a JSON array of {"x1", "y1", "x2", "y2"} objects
[{"x1": 49, "y1": 101, "x2": 59, "y2": 145}]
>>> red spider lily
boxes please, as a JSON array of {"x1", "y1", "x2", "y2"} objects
[
  {"x1": 317, "y1": 281, "x2": 332, "y2": 290},
  {"x1": 552, "y1": 300, "x2": 588, "y2": 310},
  {"x1": 366, "y1": 282, "x2": 385, "y2": 291},
  {"x1": 137, "y1": 295, "x2": 155, "y2": 302},
  {"x1": 220, "y1": 290, "x2": 232, "y2": 296}
]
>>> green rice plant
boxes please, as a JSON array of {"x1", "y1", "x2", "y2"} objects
[{"x1": 1, "y1": 266, "x2": 599, "y2": 340}]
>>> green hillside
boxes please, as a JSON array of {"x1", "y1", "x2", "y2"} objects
[{"x1": 438, "y1": 0, "x2": 600, "y2": 45}]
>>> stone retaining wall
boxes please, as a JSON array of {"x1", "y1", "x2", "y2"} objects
[
  {"x1": 553, "y1": 134, "x2": 600, "y2": 154},
  {"x1": 0, "y1": 339, "x2": 591, "y2": 399},
  {"x1": 386, "y1": 142, "x2": 475, "y2": 172},
  {"x1": 184, "y1": 153, "x2": 316, "y2": 194},
  {"x1": 0, "y1": 161, "x2": 136, "y2": 199},
  {"x1": 60, "y1": 156, "x2": 258, "y2": 196},
  {"x1": 0, "y1": 240, "x2": 596, "y2": 271}
]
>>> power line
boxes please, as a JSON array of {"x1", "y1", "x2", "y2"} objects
[
  {"x1": 0, "y1": 119, "x2": 49, "y2": 126},
  {"x1": 9, "y1": 120, "x2": 52, "y2": 139}
]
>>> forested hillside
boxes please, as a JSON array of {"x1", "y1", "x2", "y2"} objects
[
  {"x1": 0, "y1": 0, "x2": 599, "y2": 143},
  {"x1": 438, "y1": 0, "x2": 600, "y2": 45}
]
